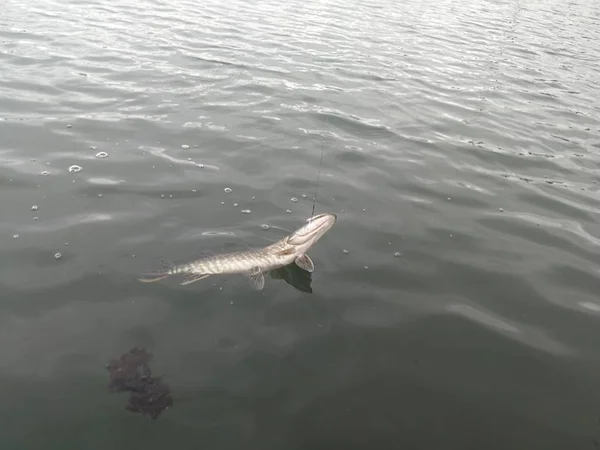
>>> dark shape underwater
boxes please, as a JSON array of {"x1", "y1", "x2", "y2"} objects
[
  {"x1": 106, "y1": 347, "x2": 173, "y2": 419},
  {"x1": 269, "y1": 261, "x2": 313, "y2": 293}
]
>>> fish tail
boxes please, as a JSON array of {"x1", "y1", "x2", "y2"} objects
[{"x1": 137, "y1": 258, "x2": 176, "y2": 283}]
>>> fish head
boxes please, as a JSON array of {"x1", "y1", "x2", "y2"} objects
[{"x1": 286, "y1": 213, "x2": 337, "y2": 252}]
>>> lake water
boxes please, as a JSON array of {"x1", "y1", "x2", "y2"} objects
[{"x1": 2, "y1": 0, "x2": 600, "y2": 448}]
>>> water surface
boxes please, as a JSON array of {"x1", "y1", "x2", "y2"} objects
[{"x1": 2, "y1": 0, "x2": 600, "y2": 448}]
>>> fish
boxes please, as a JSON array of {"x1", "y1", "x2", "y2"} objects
[{"x1": 138, "y1": 213, "x2": 337, "y2": 290}]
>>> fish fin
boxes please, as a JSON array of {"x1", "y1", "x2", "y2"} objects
[
  {"x1": 137, "y1": 258, "x2": 176, "y2": 283},
  {"x1": 295, "y1": 254, "x2": 314, "y2": 272},
  {"x1": 246, "y1": 267, "x2": 265, "y2": 290},
  {"x1": 180, "y1": 273, "x2": 210, "y2": 286},
  {"x1": 138, "y1": 273, "x2": 170, "y2": 283}
]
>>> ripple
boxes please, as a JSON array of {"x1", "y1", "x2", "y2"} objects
[
  {"x1": 139, "y1": 145, "x2": 220, "y2": 171},
  {"x1": 1, "y1": 0, "x2": 600, "y2": 443},
  {"x1": 447, "y1": 303, "x2": 573, "y2": 356}
]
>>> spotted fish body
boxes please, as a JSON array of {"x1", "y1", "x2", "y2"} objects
[{"x1": 139, "y1": 213, "x2": 337, "y2": 290}]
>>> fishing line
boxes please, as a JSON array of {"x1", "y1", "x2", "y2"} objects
[{"x1": 311, "y1": 136, "x2": 326, "y2": 218}]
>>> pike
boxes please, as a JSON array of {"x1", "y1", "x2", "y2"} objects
[{"x1": 138, "y1": 213, "x2": 337, "y2": 290}]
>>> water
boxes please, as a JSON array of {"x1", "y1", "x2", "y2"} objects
[{"x1": 1, "y1": 0, "x2": 600, "y2": 447}]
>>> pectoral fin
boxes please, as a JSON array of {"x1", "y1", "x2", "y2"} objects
[
  {"x1": 246, "y1": 267, "x2": 265, "y2": 290},
  {"x1": 180, "y1": 273, "x2": 210, "y2": 285},
  {"x1": 295, "y1": 254, "x2": 314, "y2": 272}
]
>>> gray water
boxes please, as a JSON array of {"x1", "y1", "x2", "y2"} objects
[{"x1": 2, "y1": 0, "x2": 600, "y2": 448}]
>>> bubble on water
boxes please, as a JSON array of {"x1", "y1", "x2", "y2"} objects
[
  {"x1": 286, "y1": 209, "x2": 291, "y2": 214},
  {"x1": 194, "y1": 144, "x2": 198, "y2": 148},
  {"x1": 98, "y1": 193, "x2": 103, "y2": 198},
  {"x1": 68, "y1": 165, "x2": 82, "y2": 173},
  {"x1": 13, "y1": 234, "x2": 19, "y2": 239},
  {"x1": 261, "y1": 224, "x2": 270, "y2": 230},
  {"x1": 447, "y1": 197, "x2": 452, "y2": 201},
  {"x1": 233, "y1": 203, "x2": 238, "y2": 207},
  {"x1": 33, "y1": 217, "x2": 38, "y2": 220},
  {"x1": 160, "y1": 194, "x2": 165, "y2": 198},
  {"x1": 241, "y1": 209, "x2": 251, "y2": 214},
  {"x1": 291, "y1": 197, "x2": 298, "y2": 202},
  {"x1": 90, "y1": 146, "x2": 97, "y2": 150},
  {"x1": 41, "y1": 171, "x2": 50, "y2": 176},
  {"x1": 343, "y1": 249, "x2": 349, "y2": 254},
  {"x1": 302, "y1": 194, "x2": 307, "y2": 199},
  {"x1": 64, "y1": 242, "x2": 68, "y2": 246},
  {"x1": 498, "y1": 208, "x2": 504, "y2": 212},
  {"x1": 221, "y1": 201, "x2": 225, "y2": 205},
  {"x1": 66, "y1": 124, "x2": 72, "y2": 128},
  {"x1": 197, "y1": 163, "x2": 204, "y2": 168},
  {"x1": 182, "y1": 144, "x2": 190, "y2": 149},
  {"x1": 394, "y1": 252, "x2": 402, "y2": 257},
  {"x1": 31, "y1": 205, "x2": 38, "y2": 211},
  {"x1": 224, "y1": 188, "x2": 232, "y2": 194},
  {"x1": 187, "y1": 157, "x2": 192, "y2": 161},
  {"x1": 362, "y1": 208, "x2": 366, "y2": 212},
  {"x1": 252, "y1": 196, "x2": 256, "y2": 200},
  {"x1": 192, "y1": 189, "x2": 197, "y2": 193},
  {"x1": 54, "y1": 252, "x2": 62, "y2": 259},
  {"x1": 96, "y1": 151, "x2": 108, "y2": 158}
]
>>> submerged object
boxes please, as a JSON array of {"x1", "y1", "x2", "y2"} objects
[{"x1": 106, "y1": 347, "x2": 173, "y2": 420}]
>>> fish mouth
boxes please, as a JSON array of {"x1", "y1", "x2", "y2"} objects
[
  {"x1": 288, "y1": 213, "x2": 337, "y2": 246},
  {"x1": 306, "y1": 213, "x2": 337, "y2": 230}
]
